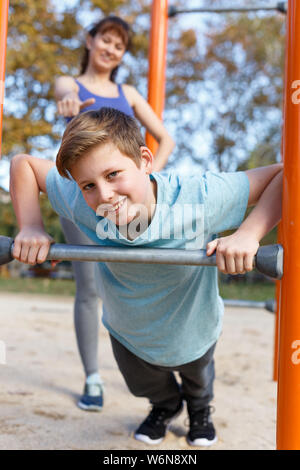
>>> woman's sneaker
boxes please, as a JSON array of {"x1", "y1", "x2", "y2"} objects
[
  {"x1": 187, "y1": 405, "x2": 217, "y2": 447},
  {"x1": 77, "y1": 382, "x2": 103, "y2": 412},
  {"x1": 134, "y1": 401, "x2": 183, "y2": 445}
]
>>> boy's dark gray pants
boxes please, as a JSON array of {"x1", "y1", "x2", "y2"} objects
[{"x1": 110, "y1": 334, "x2": 216, "y2": 411}]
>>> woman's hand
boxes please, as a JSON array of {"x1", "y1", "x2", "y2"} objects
[
  {"x1": 57, "y1": 92, "x2": 95, "y2": 118},
  {"x1": 13, "y1": 227, "x2": 55, "y2": 265},
  {"x1": 206, "y1": 232, "x2": 259, "y2": 275}
]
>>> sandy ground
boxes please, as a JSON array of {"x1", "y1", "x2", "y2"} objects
[{"x1": 0, "y1": 292, "x2": 277, "y2": 450}]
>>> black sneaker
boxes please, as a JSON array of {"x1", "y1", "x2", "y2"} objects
[
  {"x1": 134, "y1": 401, "x2": 183, "y2": 445},
  {"x1": 187, "y1": 405, "x2": 217, "y2": 447}
]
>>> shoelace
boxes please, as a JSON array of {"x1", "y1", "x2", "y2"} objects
[
  {"x1": 146, "y1": 407, "x2": 167, "y2": 425},
  {"x1": 185, "y1": 405, "x2": 215, "y2": 428}
]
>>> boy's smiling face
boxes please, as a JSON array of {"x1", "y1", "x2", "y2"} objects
[{"x1": 70, "y1": 142, "x2": 157, "y2": 229}]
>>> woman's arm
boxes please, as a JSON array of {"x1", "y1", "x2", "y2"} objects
[
  {"x1": 55, "y1": 76, "x2": 79, "y2": 101},
  {"x1": 207, "y1": 163, "x2": 283, "y2": 274},
  {"x1": 55, "y1": 76, "x2": 95, "y2": 117},
  {"x1": 123, "y1": 85, "x2": 175, "y2": 171},
  {"x1": 9, "y1": 154, "x2": 55, "y2": 265}
]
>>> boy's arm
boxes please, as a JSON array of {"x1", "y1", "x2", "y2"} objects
[
  {"x1": 10, "y1": 154, "x2": 55, "y2": 265},
  {"x1": 207, "y1": 163, "x2": 283, "y2": 275}
]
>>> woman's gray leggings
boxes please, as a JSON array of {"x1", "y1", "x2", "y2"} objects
[{"x1": 60, "y1": 217, "x2": 99, "y2": 377}]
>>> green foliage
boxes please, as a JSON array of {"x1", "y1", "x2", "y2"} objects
[
  {"x1": 4, "y1": 0, "x2": 82, "y2": 156},
  {"x1": 0, "y1": 195, "x2": 16, "y2": 237},
  {"x1": 219, "y1": 279, "x2": 275, "y2": 302},
  {"x1": 3, "y1": 0, "x2": 153, "y2": 157},
  {"x1": 199, "y1": 11, "x2": 285, "y2": 171},
  {"x1": 0, "y1": 275, "x2": 274, "y2": 301},
  {"x1": 0, "y1": 277, "x2": 76, "y2": 296}
]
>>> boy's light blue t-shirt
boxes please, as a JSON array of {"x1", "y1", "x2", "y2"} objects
[{"x1": 46, "y1": 169, "x2": 249, "y2": 367}]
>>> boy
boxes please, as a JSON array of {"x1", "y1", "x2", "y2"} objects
[{"x1": 10, "y1": 108, "x2": 282, "y2": 447}]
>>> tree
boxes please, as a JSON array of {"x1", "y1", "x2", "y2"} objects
[
  {"x1": 203, "y1": 11, "x2": 285, "y2": 171},
  {"x1": 3, "y1": 0, "x2": 83, "y2": 156},
  {"x1": 165, "y1": 0, "x2": 286, "y2": 171},
  {"x1": 3, "y1": 0, "x2": 286, "y2": 170},
  {"x1": 2, "y1": 0, "x2": 152, "y2": 241}
]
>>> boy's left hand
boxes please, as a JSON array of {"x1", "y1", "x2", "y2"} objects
[{"x1": 206, "y1": 232, "x2": 259, "y2": 275}]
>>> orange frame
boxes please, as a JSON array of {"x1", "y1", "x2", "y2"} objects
[
  {"x1": 146, "y1": 0, "x2": 168, "y2": 155},
  {"x1": 277, "y1": 0, "x2": 300, "y2": 450},
  {"x1": 0, "y1": 0, "x2": 8, "y2": 157},
  {"x1": 147, "y1": 0, "x2": 300, "y2": 450}
]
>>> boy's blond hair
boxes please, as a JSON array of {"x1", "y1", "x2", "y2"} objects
[{"x1": 56, "y1": 108, "x2": 145, "y2": 178}]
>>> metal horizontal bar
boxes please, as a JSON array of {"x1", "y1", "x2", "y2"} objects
[
  {"x1": 43, "y1": 243, "x2": 283, "y2": 280},
  {"x1": 168, "y1": 2, "x2": 287, "y2": 17},
  {"x1": 0, "y1": 236, "x2": 284, "y2": 280},
  {"x1": 224, "y1": 299, "x2": 266, "y2": 308},
  {"x1": 43, "y1": 244, "x2": 218, "y2": 266}
]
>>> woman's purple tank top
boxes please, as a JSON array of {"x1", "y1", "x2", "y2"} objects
[{"x1": 75, "y1": 80, "x2": 135, "y2": 117}]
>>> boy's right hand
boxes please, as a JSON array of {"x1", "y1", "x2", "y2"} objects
[
  {"x1": 57, "y1": 92, "x2": 95, "y2": 118},
  {"x1": 13, "y1": 227, "x2": 54, "y2": 265}
]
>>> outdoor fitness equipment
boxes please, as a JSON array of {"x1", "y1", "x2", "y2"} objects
[
  {"x1": 168, "y1": 2, "x2": 288, "y2": 17},
  {"x1": 0, "y1": 235, "x2": 284, "y2": 280}
]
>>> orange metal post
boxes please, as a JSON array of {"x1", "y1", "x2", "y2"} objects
[
  {"x1": 146, "y1": 0, "x2": 168, "y2": 155},
  {"x1": 0, "y1": 0, "x2": 8, "y2": 157},
  {"x1": 273, "y1": 42, "x2": 288, "y2": 382},
  {"x1": 277, "y1": 0, "x2": 300, "y2": 450}
]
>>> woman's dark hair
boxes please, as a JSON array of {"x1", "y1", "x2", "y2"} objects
[{"x1": 80, "y1": 16, "x2": 131, "y2": 82}]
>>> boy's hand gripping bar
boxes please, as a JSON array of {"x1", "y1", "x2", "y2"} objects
[{"x1": 0, "y1": 236, "x2": 283, "y2": 280}]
